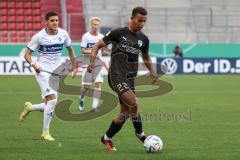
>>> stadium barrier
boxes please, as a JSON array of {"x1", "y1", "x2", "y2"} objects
[{"x1": 157, "y1": 58, "x2": 240, "y2": 75}]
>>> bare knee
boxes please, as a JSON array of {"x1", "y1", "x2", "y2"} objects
[{"x1": 95, "y1": 82, "x2": 102, "y2": 89}]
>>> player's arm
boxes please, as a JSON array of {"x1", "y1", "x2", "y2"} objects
[
  {"x1": 142, "y1": 52, "x2": 157, "y2": 83},
  {"x1": 66, "y1": 46, "x2": 77, "y2": 71},
  {"x1": 24, "y1": 48, "x2": 40, "y2": 73},
  {"x1": 81, "y1": 47, "x2": 91, "y2": 55},
  {"x1": 87, "y1": 40, "x2": 106, "y2": 72},
  {"x1": 25, "y1": 34, "x2": 41, "y2": 73}
]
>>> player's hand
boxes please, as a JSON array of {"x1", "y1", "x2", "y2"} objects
[
  {"x1": 31, "y1": 64, "x2": 40, "y2": 74},
  {"x1": 87, "y1": 64, "x2": 93, "y2": 73},
  {"x1": 71, "y1": 68, "x2": 77, "y2": 79},
  {"x1": 149, "y1": 71, "x2": 158, "y2": 84}
]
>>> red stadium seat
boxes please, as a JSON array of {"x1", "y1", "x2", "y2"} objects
[
  {"x1": 10, "y1": 37, "x2": 17, "y2": 43},
  {"x1": 27, "y1": 31, "x2": 35, "y2": 37},
  {"x1": 25, "y1": 2, "x2": 32, "y2": 8},
  {"x1": 26, "y1": 16, "x2": 33, "y2": 22},
  {"x1": 16, "y1": 2, "x2": 24, "y2": 8},
  {"x1": 18, "y1": 37, "x2": 27, "y2": 43},
  {"x1": 25, "y1": 23, "x2": 33, "y2": 30},
  {"x1": 0, "y1": 16, "x2": 8, "y2": 22},
  {"x1": 9, "y1": 23, "x2": 16, "y2": 30},
  {"x1": 25, "y1": 9, "x2": 32, "y2": 15},
  {"x1": 0, "y1": 1, "x2": 8, "y2": 8},
  {"x1": 32, "y1": 2, "x2": 41, "y2": 8},
  {"x1": 9, "y1": 1, "x2": 16, "y2": 8},
  {"x1": 18, "y1": 31, "x2": 25, "y2": 37},
  {"x1": 17, "y1": 23, "x2": 25, "y2": 30},
  {"x1": 0, "y1": 37, "x2": 8, "y2": 43},
  {"x1": 35, "y1": 16, "x2": 42, "y2": 22},
  {"x1": 16, "y1": 16, "x2": 25, "y2": 22},
  {"x1": 8, "y1": 9, "x2": 16, "y2": 15},
  {"x1": 16, "y1": 9, "x2": 24, "y2": 15},
  {"x1": 1, "y1": 9, "x2": 8, "y2": 15},
  {"x1": 10, "y1": 31, "x2": 17, "y2": 37},
  {"x1": 33, "y1": 9, "x2": 41, "y2": 15},
  {"x1": 34, "y1": 23, "x2": 42, "y2": 30},
  {"x1": 1, "y1": 31, "x2": 8, "y2": 37},
  {"x1": 0, "y1": 23, "x2": 8, "y2": 30},
  {"x1": 9, "y1": 16, "x2": 16, "y2": 22}
]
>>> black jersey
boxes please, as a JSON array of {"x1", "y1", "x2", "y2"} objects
[{"x1": 103, "y1": 27, "x2": 149, "y2": 77}]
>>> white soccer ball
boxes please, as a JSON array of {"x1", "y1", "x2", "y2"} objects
[{"x1": 144, "y1": 135, "x2": 163, "y2": 153}]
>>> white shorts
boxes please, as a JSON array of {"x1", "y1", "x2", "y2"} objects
[
  {"x1": 82, "y1": 65, "x2": 104, "y2": 85},
  {"x1": 35, "y1": 71, "x2": 60, "y2": 99}
]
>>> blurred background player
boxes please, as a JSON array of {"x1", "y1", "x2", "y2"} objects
[
  {"x1": 87, "y1": 7, "x2": 157, "y2": 151},
  {"x1": 19, "y1": 12, "x2": 76, "y2": 141},
  {"x1": 79, "y1": 17, "x2": 110, "y2": 112}
]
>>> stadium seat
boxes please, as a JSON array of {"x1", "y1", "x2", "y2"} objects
[
  {"x1": 18, "y1": 31, "x2": 25, "y2": 37},
  {"x1": 26, "y1": 16, "x2": 33, "y2": 22},
  {"x1": 25, "y1": 23, "x2": 33, "y2": 30},
  {"x1": 25, "y1": 2, "x2": 32, "y2": 8},
  {"x1": 10, "y1": 37, "x2": 17, "y2": 43},
  {"x1": 33, "y1": 9, "x2": 41, "y2": 15},
  {"x1": 0, "y1": 23, "x2": 8, "y2": 30},
  {"x1": 9, "y1": 23, "x2": 16, "y2": 30},
  {"x1": 10, "y1": 31, "x2": 17, "y2": 37},
  {"x1": 18, "y1": 37, "x2": 27, "y2": 43},
  {"x1": 0, "y1": 16, "x2": 8, "y2": 22},
  {"x1": 9, "y1": 16, "x2": 16, "y2": 22},
  {"x1": 9, "y1": 1, "x2": 16, "y2": 8},
  {"x1": 25, "y1": 9, "x2": 32, "y2": 15},
  {"x1": 16, "y1": 16, "x2": 25, "y2": 22},
  {"x1": 16, "y1": 2, "x2": 24, "y2": 8},
  {"x1": 16, "y1": 9, "x2": 24, "y2": 15},
  {"x1": 27, "y1": 31, "x2": 35, "y2": 37},
  {"x1": 1, "y1": 31, "x2": 8, "y2": 37},
  {"x1": 0, "y1": 1, "x2": 8, "y2": 8},
  {"x1": 17, "y1": 23, "x2": 25, "y2": 30},
  {"x1": 0, "y1": 37, "x2": 8, "y2": 43},
  {"x1": 35, "y1": 16, "x2": 42, "y2": 22},
  {"x1": 1, "y1": 9, "x2": 8, "y2": 15},
  {"x1": 34, "y1": 23, "x2": 42, "y2": 30},
  {"x1": 8, "y1": 9, "x2": 16, "y2": 15},
  {"x1": 32, "y1": 2, "x2": 41, "y2": 8}
]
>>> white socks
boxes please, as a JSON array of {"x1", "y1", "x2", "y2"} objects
[
  {"x1": 92, "y1": 88, "x2": 101, "y2": 109},
  {"x1": 104, "y1": 134, "x2": 111, "y2": 140},
  {"x1": 29, "y1": 103, "x2": 45, "y2": 112},
  {"x1": 43, "y1": 99, "x2": 57, "y2": 133}
]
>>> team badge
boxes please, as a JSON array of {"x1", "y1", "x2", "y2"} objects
[{"x1": 138, "y1": 40, "x2": 143, "y2": 47}]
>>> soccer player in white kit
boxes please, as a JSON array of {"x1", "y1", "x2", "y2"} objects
[
  {"x1": 79, "y1": 17, "x2": 110, "y2": 112},
  {"x1": 19, "y1": 12, "x2": 76, "y2": 141}
]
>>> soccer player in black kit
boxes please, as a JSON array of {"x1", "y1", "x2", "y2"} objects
[{"x1": 87, "y1": 7, "x2": 157, "y2": 151}]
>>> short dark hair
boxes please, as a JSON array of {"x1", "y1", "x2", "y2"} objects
[
  {"x1": 132, "y1": 7, "x2": 147, "y2": 17},
  {"x1": 45, "y1": 12, "x2": 58, "y2": 20}
]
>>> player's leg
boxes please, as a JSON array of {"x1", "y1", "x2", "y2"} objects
[
  {"x1": 79, "y1": 67, "x2": 92, "y2": 111},
  {"x1": 92, "y1": 66, "x2": 104, "y2": 112},
  {"x1": 91, "y1": 82, "x2": 101, "y2": 112},
  {"x1": 120, "y1": 90, "x2": 146, "y2": 143},
  {"x1": 19, "y1": 73, "x2": 49, "y2": 122},
  {"x1": 101, "y1": 104, "x2": 129, "y2": 151},
  {"x1": 41, "y1": 93, "x2": 57, "y2": 141}
]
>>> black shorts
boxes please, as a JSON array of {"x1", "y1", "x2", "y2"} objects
[{"x1": 108, "y1": 74, "x2": 135, "y2": 97}]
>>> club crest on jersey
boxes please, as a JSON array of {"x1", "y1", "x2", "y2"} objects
[
  {"x1": 138, "y1": 40, "x2": 143, "y2": 47},
  {"x1": 58, "y1": 37, "x2": 62, "y2": 42}
]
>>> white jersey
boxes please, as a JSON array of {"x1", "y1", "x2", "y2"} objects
[
  {"x1": 27, "y1": 28, "x2": 72, "y2": 72},
  {"x1": 81, "y1": 32, "x2": 104, "y2": 66}
]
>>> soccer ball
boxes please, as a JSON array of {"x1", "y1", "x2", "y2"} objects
[{"x1": 144, "y1": 135, "x2": 163, "y2": 153}]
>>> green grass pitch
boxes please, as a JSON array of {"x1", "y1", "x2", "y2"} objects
[{"x1": 0, "y1": 75, "x2": 239, "y2": 160}]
